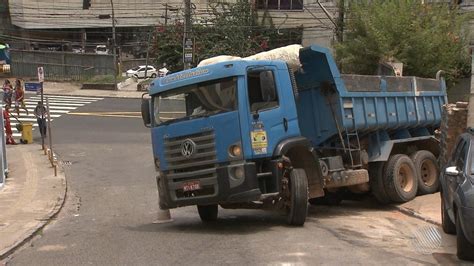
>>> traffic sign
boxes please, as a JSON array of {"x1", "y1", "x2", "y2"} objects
[
  {"x1": 37, "y1": 66, "x2": 44, "y2": 82},
  {"x1": 183, "y1": 38, "x2": 194, "y2": 63}
]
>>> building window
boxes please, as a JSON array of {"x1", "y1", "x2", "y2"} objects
[{"x1": 256, "y1": 0, "x2": 303, "y2": 10}]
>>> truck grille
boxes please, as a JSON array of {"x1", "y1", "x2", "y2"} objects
[{"x1": 164, "y1": 131, "x2": 217, "y2": 198}]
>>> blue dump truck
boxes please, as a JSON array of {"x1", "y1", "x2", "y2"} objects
[{"x1": 141, "y1": 45, "x2": 447, "y2": 225}]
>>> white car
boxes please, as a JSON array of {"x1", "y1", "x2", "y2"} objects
[
  {"x1": 95, "y1": 45, "x2": 109, "y2": 55},
  {"x1": 126, "y1": 65, "x2": 158, "y2": 79}
]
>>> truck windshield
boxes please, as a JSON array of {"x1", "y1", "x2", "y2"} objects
[{"x1": 154, "y1": 77, "x2": 237, "y2": 125}]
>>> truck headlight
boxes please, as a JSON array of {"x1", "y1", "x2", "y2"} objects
[{"x1": 229, "y1": 144, "x2": 242, "y2": 157}]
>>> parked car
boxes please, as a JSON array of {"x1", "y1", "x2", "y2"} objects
[
  {"x1": 95, "y1": 45, "x2": 109, "y2": 55},
  {"x1": 126, "y1": 65, "x2": 157, "y2": 79},
  {"x1": 72, "y1": 47, "x2": 85, "y2": 54},
  {"x1": 440, "y1": 130, "x2": 474, "y2": 261}
]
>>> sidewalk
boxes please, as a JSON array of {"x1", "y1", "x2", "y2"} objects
[
  {"x1": 40, "y1": 81, "x2": 144, "y2": 99},
  {"x1": 0, "y1": 144, "x2": 66, "y2": 259},
  {"x1": 394, "y1": 193, "x2": 441, "y2": 226}
]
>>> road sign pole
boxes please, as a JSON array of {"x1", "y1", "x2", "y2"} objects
[{"x1": 40, "y1": 81, "x2": 45, "y2": 150}]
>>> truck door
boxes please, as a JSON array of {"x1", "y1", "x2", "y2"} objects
[{"x1": 245, "y1": 68, "x2": 291, "y2": 157}]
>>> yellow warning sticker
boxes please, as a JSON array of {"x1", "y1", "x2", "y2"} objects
[{"x1": 251, "y1": 130, "x2": 268, "y2": 155}]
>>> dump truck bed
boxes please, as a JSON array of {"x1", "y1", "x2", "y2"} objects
[{"x1": 295, "y1": 45, "x2": 447, "y2": 147}]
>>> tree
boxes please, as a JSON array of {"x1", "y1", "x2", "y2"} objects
[
  {"x1": 151, "y1": 0, "x2": 303, "y2": 72},
  {"x1": 335, "y1": 0, "x2": 470, "y2": 83}
]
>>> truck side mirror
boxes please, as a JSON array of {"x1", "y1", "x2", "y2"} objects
[
  {"x1": 141, "y1": 98, "x2": 151, "y2": 128},
  {"x1": 445, "y1": 166, "x2": 460, "y2": 176}
]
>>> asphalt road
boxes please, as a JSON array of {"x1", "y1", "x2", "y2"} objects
[{"x1": 7, "y1": 97, "x2": 461, "y2": 265}]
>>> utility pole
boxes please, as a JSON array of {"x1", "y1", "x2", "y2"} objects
[
  {"x1": 337, "y1": 0, "x2": 344, "y2": 43},
  {"x1": 144, "y1": 30, "x2": 152, "y2": 78},
  {"x1": 110, "y1": 0, "x2": 118, "y2": 90},
  {"x1": 165, "y1": 3, "x2": 168, "y2": 27},
  {"x1": 183, "y1": 0, "x2": 192, "y2": 70}
]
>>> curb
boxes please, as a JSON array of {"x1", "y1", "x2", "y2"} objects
[
  {"x1": 0, "y1": 159, "x2": 67, "y2": 260},
  {"x1": 393, "y1": 205, "x2": 441, "y2": 227}
]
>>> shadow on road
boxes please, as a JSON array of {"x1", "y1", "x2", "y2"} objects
[
  {"x1": 307, "y1": 195, "x2": 394, "y2": 219},
  {"x1": 125, "y1": 210, "x2": 303, "y2": 235}
]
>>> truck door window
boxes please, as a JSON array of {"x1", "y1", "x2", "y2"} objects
[{"x1": 247, "y1": 70, "x2": 279, "y2": 112}]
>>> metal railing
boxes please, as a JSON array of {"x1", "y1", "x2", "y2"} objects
[{"x1": 11, "y1": 62, "x2": 101, "y2": 82}]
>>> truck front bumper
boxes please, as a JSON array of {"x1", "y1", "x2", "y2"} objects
[{"x1": 157, "y1": 162, "x2": 261, "y2": 209}]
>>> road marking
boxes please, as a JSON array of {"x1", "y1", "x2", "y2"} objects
[{"x1": 69, "y1": 112, "x2": 141, "y2": 118}]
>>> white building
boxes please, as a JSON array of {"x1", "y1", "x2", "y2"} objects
[{"x1": 7, "y1": 0, "x2": 338, "y2": 47}]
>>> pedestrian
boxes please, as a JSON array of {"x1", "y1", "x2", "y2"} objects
[
  {"x1": 2, "y1": 80, "x2": 13, "y2": 106},
  {"x1": 14, "y1": 79, "x2": 28, "y2": 117},
  {"x1": 34, "y1": 101, "x2": 47, "y2": 137},
  {"x1": 3, "y1": 105, "x2": 16, "y2": 145}
]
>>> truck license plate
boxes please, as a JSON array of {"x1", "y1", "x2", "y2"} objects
[{"x1": 183, "y1": 181, "x2": 201, "y2": 192}]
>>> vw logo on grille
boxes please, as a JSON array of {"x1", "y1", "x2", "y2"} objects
[{"x1": 181, "y1": 139, "x2": 196, "y2": 158}]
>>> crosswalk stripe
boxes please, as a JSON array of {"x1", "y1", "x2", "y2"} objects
[
  {"x1": 27, "y1": 99, "x2": 93, "y2": 104},
  {"x1": 24, "y1": 104, "x2": 80, "y2": 110},
  {"x1": 6, "y1": 95, "x2": 103, "y2": 139},
  {"x1": 27, "y1": 97, "x2": 94, "y2": 104},
  {"x1": 39, "y1": 95, "x2": 104, "y2": 100},
  {"x1": 24, "y1": 102, "x2": 85, "y2": 107},
  {"x1": 22, "y1": 109, "x2": 69, "y2": 113}
]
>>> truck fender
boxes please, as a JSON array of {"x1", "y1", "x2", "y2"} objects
[{"x1": 274, "y1": 137, "x2": 325, "y2": 198}]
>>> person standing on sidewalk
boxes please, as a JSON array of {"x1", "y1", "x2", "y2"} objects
[
  {"x1": 2, "y1": 80, "x2": 13, "y2": 106},
  {"x1": 34, "y1": 101, "x2": 47, "y2": 137},
  {"x1": 3, "y1": 105, "x2": 16, "y2": 145},
  {"x1": 14, "y1": 79, "x2": 28, "y2": 117}
]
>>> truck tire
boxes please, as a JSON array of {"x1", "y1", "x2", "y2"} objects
[
  {"x1": 368, "y1": 162, "x2": 391, "y2": 204},
  {"x1": 456, "y1": 210, "x2": 474, "y2": 261},
  {"x1": 197, "y1": 205, "x2": 218, "y2": 222},
  {"x1": 410, "y1": 150, "x2": 439, "y2": 195},
  {"x1": 287, "y1": 168, "x2": 308, "y2": 226},
  {"x1": 383, "y1": 154, "x2": 418, "y2": 203},
  {"x1": 441, "y1": 194, "x2": 456, "y2": 235}
]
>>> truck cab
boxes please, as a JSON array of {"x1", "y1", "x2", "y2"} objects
[{"x1": 142, "y1": 58, "x2": 317, "y2": 225}]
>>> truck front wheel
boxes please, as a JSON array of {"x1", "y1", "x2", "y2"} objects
[
  {"x1": 383, "y1": 154, "x2": 418, "y2": 203},
  {"x1": 197, "y1": 204, "x2": 218, "y2": 222},
  {"x1": 287, "y1": 168, "x2": 309, "y2": 226},
  {"x1": 369, "y1": 162, "x2": 391, "y2": 204}
]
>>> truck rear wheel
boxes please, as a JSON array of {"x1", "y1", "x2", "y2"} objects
[
  {"x1": 369, "y1": 162, "x2": 391, "y2": 204},
  {"x1": 197, "y1": 205, "x2": 218, "y2": 222},
  {"x1": 383, "y1": 154, "x2": 418, "y2": 203},
  {"x1": 410, "y1": 150, "x2": 439, "y2": 195},
  {"x1": 287, "y1": 168, "x2": 308, "y2": 226}
]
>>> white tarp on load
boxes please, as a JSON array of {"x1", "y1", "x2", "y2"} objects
[{"x1": 197, "y1": 44, "x2": 303, "y2": 71}]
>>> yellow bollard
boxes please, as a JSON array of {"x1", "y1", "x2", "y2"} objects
[{"x1": 21, "y1": 123, "x2": 33, "y2": 144}]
